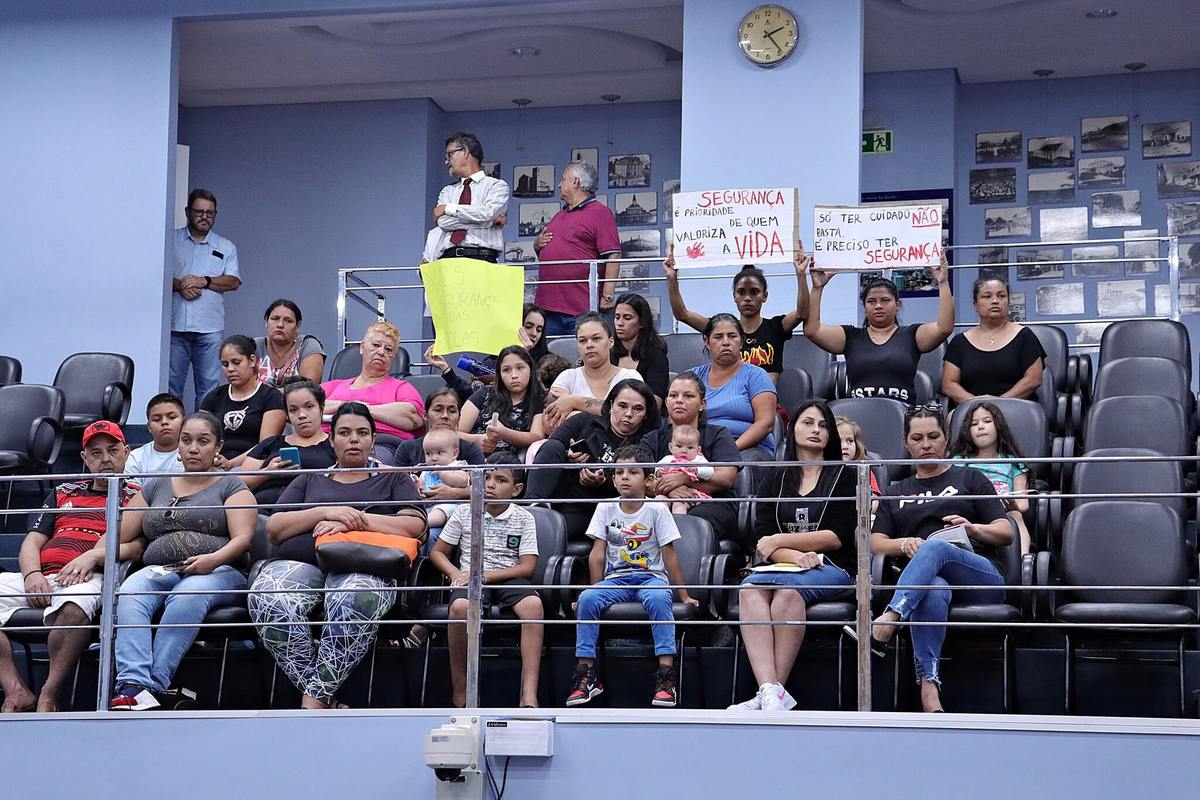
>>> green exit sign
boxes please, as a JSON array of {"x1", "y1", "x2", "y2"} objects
[{"x1": 862, "y1": 130, "x2": 893, "y2": 154}]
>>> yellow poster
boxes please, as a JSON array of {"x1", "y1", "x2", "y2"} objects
[{"x1": 419, "y1": 258, "x2": 524, "y2": 355}]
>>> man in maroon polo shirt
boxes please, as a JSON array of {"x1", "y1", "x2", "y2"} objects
[{"x1": 533, "y1": 161, "x2": 622, "y2": 337}]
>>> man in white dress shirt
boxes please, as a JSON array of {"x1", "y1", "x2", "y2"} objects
[{"x1": 423, "y1": 132, "x2": 510, "y2": 264}]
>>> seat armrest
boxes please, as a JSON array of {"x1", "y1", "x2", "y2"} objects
[
  {"x1": 558, "y1": 554, "x2": 590, "y2": 617},
  {"x1": 709, "y1": 553, "x2": 739, "y2": 619},
  {"x1": 1050, "y1": 437, "x2": 1064, "y2": 493},
  {"x1": 1076, "y1": 354, "x2": 1093, "y2": 404},
  {"x1": 1034, "y1": 550, "x2": 1056, "y2": 618},
  {"x1": 1069, "y1": 394, "x2": 1083, "y2": 440},
  {"x1": 1020, "y1": 553, "x2": 1036, "y2": 620},
  {"x1": 27, "y1": 415, "x2": 63, "y2": 466},
  {"x1": 1054, "y1": 394, "x2": 1068, "y2": 437},
  {"x1": 1033, "y1": 495, "x2": 1048, "y2": 551},
  {"x1": 1060, "y1": 436, "x2": 1077, "y2": 491},
  {"x1": 1048, "y1": 492, "x2": 1063, "y2": 553},
  {"x1": 1065, "y1": 355, "x2": 1078, "y2": 398},
  {"x1": 540, "y1": 554, "x2": 563, "y2": 618},
  {"x1": 102, "y1": 381, "x2": 132, "y2": 425}
]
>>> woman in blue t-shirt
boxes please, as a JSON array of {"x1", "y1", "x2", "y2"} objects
[
  {"x1": 804, "y1": 254, "x2": 954, "y2": 404},
  {"x1": 691, "y1": 314, "x2": 778, "y2": 461}
]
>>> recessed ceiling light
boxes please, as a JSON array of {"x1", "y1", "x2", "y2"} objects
[
  {"x1": 1033, "y1": 68, "x2": 1055, "y2": 78},
  {"x1": 1085, "y1": 8, "x2": 1118, "y2": 18},
  {"x1": 510, "y1": 46, "x2": 540, "y2": 57}
]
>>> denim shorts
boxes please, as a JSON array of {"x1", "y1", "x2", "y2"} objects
[{"x1": 741, "y1": 562, "x2": 853, "y2": 605}]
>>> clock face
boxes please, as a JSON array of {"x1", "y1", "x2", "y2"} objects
[{"x1": 737, "y1": 4, "x2": 798, "y2": 67}]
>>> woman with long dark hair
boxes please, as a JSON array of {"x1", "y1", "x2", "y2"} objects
[
  {"x1": 519, "y1": 303, "x2": 550, "y2": 362},
  {"x1": 805, "y1": 255, "x2": 953, "y2": 403},
  {"x1": 527, "y1": 378, "x2": 661, "y2": 540},
  {"x1": 664, "y1": 247, "x2": 810, "y2": 381},
  {"x1": 728, "y1": 401, "x2": 857, "y2": 712},
  {"x1": 254, "y1": 299, "x2": 327, "y2": 387},
  {"x1": 200, "y1": 334, "x2": 286, "y2": 469},
  {"x1": 458, "y1": 345, "x2": 546, "y2": 454},
  {"x1": 949, "y1": 401, "x2": 1032, "y2": 553},
  {"x1": 611, "y1": 293, "x2": 670, "y2": 403}
]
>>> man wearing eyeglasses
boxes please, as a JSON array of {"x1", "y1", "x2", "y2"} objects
[
  {"x1": 422, "y1": 132, "x2": 510, "y2": 264},
  {"x1": 170, "y1": 188, "x2": 241, "y2": 410}
]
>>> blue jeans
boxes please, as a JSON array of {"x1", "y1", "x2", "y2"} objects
[
  {"x1": 170, "y1": 330, "x2": 224, "y2": 410},
  {"x1": 575, "y1": 572, "x2": 675, "y2": 658},
  {"x1": 887, "y1": 539, "x2": 1004, "y2": 685},
  {"x1": 114, "y1": 565, "x2": 246, "y2": 692},
  {"x1": 542, "y1": 310, "x2": 577, "y2": 339}
]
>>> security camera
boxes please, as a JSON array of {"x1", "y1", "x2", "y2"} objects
[{"x1": 425, "y1": 718, "x2": 481, "y2": 792}]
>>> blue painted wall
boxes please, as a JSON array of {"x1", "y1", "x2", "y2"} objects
[{"x1": 862, "y1": 69, "x2": 958, "y2": 194}]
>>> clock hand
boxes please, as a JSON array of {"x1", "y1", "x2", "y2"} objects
[
  {"x1": 764, "y1": 31, "x2": 781, "y2": 50},
  {"x1": 765, "y1": 25, "x2": 786, "y2": 37}
]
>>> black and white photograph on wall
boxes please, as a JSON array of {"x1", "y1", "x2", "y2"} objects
[
  {"x1": 1157, "y1": 161, "x2": 1200, "y2": 198},
  {"x1": 975, "y1": 131, "x2": 1022, "y2": 163},
  {"x1": 1077, "y1": 156, "x2": 1125, "y2": 188},
  {"x1": 646, "y1": 295, "x2": 662, "y2": 330},
  {"x1": 1036, "y1": 282, "x2": 1084, "y2": 315},
  {"x1": 570, "y1": 148, "x2": 598, "y2": 175},
  {"x1": 979, "y1": 265, "x2": 1009, "y2": 283},
  {"x1": 1097, "y1": 279, "x2": 1147, "y2": 317},
  {"x1": 1092, "y1": 190, "x2": 1141, "y2": 228},
  {"x1": 518, "y1": 202, "x2": 559, "y2": 236},
  {"x1": 984, "y1": 206, "x2": 1032, "y2": 239},
  {"x1": 613, "y1": 261, "x2": 649, "y2": 293},
  {"x1": 1182, "y1": 241, "x2": 1200, "y2": 278},
  {"x1": 1028, "y1": 171, "x2": 1075, "y2": 204},
  {"x1": 619, "y1": 228, "x2": 661, "y2": 258},
  {"x1": 608, "y1": 153, "x2": 651, "y2": 188},
  {"x1": 1167, "y1": 202, "x2": 1200, "y2": 236},
  {"x1": 504, "y1": 241, "x2": 537, "y2": 264},
  {"x1": 1142, "y1": 121, "x2": 1192, "y2": 158},
  {"x1": 1009, "y1": 291, "x2": 1026, "y2": 322},
  {"x1": 1071, "y1": 245, "x2": 1122, "y2": 278},
  {"x1": 1028, "y1": 136, "x2": 1074, "y2": 168},
  {"x1": 979, "y1": 246, "x2": 1008, "y2": 264},
  {"x1": 1180, "y1": 282, "x2": 1200, "y2": 314},
  {"x1": 1081, "y1": 116, "x2": 1129, "y2": 152},
  {"x1": 1155, "y1": 283, "x2": 1171, "y2": 315},
  {"x1": 1040, "y1": 207, "x2": 1088, "y2": 242},
  {"x1": 1124, "y1": 229, "x2": 1160, "y2": 276},
  {"x1": 1016, "y1": 248, "x2": 1065, "y2": 280},
  {"x1": 1075, "y1": 322, "x2": 1109, "y2": 345},
  {"x1": 969, "y1": 168, "x2": 1017, "y2": 204},
  {"x1": 512, "y1": 165, "x2": 555, "y2": 198},
  {"x1": 662, "y1": 179, "x2": 681, "y2": 221},
  {"x1": 614, "y1": 191, "x2": 657, "y2": 225},
  {"x1": 482, "y1": 161, "x2": 502, "y2": 180}
]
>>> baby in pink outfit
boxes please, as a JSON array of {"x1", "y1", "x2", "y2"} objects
[{"x1": 654, "y1": 425, "x2": 714, "y2": 514}]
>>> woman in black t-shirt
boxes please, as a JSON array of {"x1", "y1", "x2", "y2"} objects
[
  {"x1": 805, "y1": 254, "x2": 954, "y2": 403},
  {"x1": 458, "y1": 345, "x2": 546, "y2": 454},
  {"x1": 942, "y1": 276, "x2": 1045, "y2": 405},
  {"x1": 869, "y1": 407, "x2": 1011, "y2": 712},
  {"x1": 200, "y1": 334, "x2": 286, "y2": 468},
  {"x1": 526, "y1": 379, "x2": 660, "y2": 540},
  {"x1": 728, "y1": 400, "x2": 857, "y2": 711},
  {"x1": 240, "y1": 378, "x2": 336, "y2": 511},
  {"x1": 664, "y1": 244, "x2": 810, "y2": 381},
  {"x1": 612, "y1": 293, "x2": 670, "y2": 403}
]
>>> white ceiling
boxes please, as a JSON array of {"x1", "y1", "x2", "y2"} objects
[{"x1": 178, "y1": 0, "x2": 1200, "y2": 109}]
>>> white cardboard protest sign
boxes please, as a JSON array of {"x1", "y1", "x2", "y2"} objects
[
  {"x1": 813, "y1": 204, "x2": 943, "y2": 270},
  {"x1": 671, "y1": 188, "x2": 797, "y2": 268}
]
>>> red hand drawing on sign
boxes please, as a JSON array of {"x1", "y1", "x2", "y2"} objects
[{"x1": 686, "y1": 242, "x2": 705, "y2": 259}]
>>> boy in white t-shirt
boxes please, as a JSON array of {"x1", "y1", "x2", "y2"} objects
[
  {"x1": 566, "y1": 445, "x2": 697, "y2": 709},
  {"x1": 124, "y1": 393, "x2": 184, "y2": 479},
  {"x1": 431, "y1": 453, "x2": 543, "y2": 708}
]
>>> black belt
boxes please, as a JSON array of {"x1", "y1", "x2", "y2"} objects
[{"x1": 440, "y1": 246, "x2": 499, "y2": 262}]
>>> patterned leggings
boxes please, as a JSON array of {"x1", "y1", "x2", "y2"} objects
[{"x1": 248, "y1": 560, "x2": 395, "y2": 704}]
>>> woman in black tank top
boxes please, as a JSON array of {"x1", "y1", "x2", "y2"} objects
[{"x1": 804, "y1": 253, "x2": 954, "y2": 404}]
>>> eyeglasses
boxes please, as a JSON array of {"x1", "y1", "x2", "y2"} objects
[
  {"x1": 188, "y1": 208, "x2": 217, "y2": 218},
  {"x1": 444, "y1": 146, "x2": 464, "y2": 162},
  {"x1": 905, "y1": 402, "x2": 944, "y2": 417}
]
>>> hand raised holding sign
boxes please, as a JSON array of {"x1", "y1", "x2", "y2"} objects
[
  {"x1": 809, "y1": 266, "x2": 834, "y2": 289},
  {"x1": 792, "y1": 239, "x2": 812, "y2": 275},
  {"x1": 928, "y1": 250, "x2": 950, "y2": 286},
  {"x1": 662, "y1": 244, "x2": 677, "y2": 281}
]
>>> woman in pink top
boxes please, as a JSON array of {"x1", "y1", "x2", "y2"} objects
[{"x1": 321, "y1": 322, "x2": 425, "y2": 443}]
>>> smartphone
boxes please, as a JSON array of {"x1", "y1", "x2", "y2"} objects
[
  {"x1": 278, "y1": 446, "x2": 301, "y2": 466},
  {"x1": 568, "y1": 439, "x2": 595, "y2": 458}
]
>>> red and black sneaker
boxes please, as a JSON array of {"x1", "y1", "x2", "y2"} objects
[
  {"x1": 565, "y1": 663, "x2": 603, "y2": 706},
  {"x1": 110, "y1": 684, "x2": 160, "y2": 711},
  {"x1": 651, "y1": 665, "x2": 678, "y2": 707}
]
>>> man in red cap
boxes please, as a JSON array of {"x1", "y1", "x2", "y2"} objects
[{"x1": 0, "y1": 420, "x2": 143, "y2": 712}]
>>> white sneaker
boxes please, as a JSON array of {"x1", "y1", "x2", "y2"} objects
[
  {"x1": 759, "y1": 682, "x2": 797, "y2": 712},
  {"x1": 726, "y1": 689, "x2": 764, "y2": 711}
]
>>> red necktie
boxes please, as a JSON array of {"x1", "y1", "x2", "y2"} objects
[{"x1": 449, "y1": 178, "x2": 472, "y2": 245}]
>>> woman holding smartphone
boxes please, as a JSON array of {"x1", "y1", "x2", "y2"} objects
[{"x1": 240, "y1": 379, "x2": 335, "y2": 513}]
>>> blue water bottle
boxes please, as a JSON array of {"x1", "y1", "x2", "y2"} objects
[{"x1": 456, "y1": 354, "x2": 495, "y2": 377}]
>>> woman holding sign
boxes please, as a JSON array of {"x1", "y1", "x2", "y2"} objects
[
  {"x1": 805, "y1": 252, "x2": 953, "y2": 404},
  {"x1": 663, "y1": 244, "x2": 810, "y2": 381}
]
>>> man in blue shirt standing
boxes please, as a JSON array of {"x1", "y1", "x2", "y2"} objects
[{"x1": 170, "y1": 188, "x2": 241, "y2": 410}]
